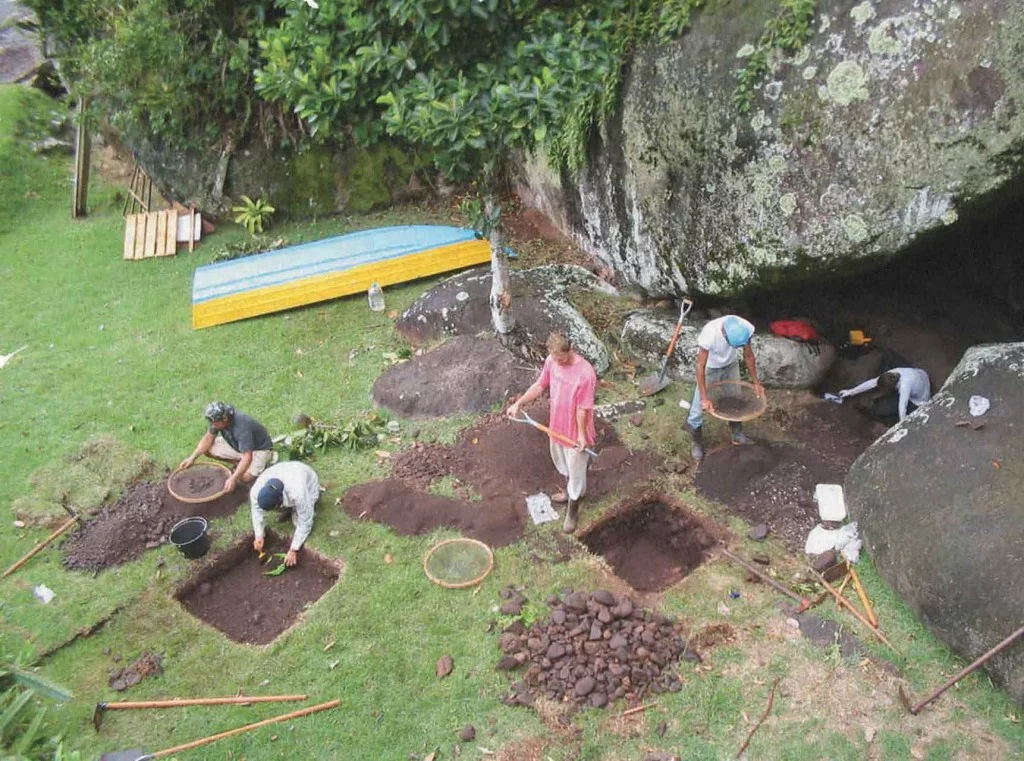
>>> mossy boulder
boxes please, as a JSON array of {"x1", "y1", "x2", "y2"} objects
[{"x1": 516, "y1": 0, "x2": 1024, "y2": 297}]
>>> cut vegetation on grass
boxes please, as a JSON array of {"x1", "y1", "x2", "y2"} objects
[{"x1": 1, "y1": 85, "x2": 1022, "y2": 760}]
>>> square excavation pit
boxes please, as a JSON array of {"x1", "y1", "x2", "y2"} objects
[
  {"x1": 175, "y1": 531, "x2": 340, "y2": 645},
  {"x1": 581, "y1": 494, "x2": 721, "y2": 592}
]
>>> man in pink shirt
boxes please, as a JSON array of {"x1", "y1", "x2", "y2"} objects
[{"x1": 507, "y1": 333, "x2": 597, "y2": 533}]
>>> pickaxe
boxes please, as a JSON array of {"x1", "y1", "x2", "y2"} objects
[
  {"x1": 2, "y1": 499, "x2": 83, "y2": 579},
  {"x1": 93, "y1": 694, "x2": 308, "y2": 731}
]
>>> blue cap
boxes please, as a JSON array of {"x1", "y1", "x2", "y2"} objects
[
  {"x1": 723, "y1": 316, "x2": 753, "y2": 347},
  {"x1": 257, "y1": 478, "x2": 284, "y2": 510}
]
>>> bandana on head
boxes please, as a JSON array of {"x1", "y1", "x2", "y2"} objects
[
  {"x1": 204, "y1": 401, "x2": 234, "y2": 423},
  {"x1": 257, "y1": 478, "x2": 284, "y2": 511}
]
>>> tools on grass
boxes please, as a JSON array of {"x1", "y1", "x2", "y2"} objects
[
  {"x1": 898, "y1": 624, "x2": 1024, "y2": 715},
  {"x1": 812, "y1": 569, "x2": 898, "y2": 653},
  {"x1": 512, "y1": 410, "x2": 599, "y2": 459},
  {"x1": 638, "y1": 298, "x2": 693, "y2": 397},
  {"x1": 3, "y1": 501, "x2": 83, "y2": 579},
  {"x1": 848, "y1": 565, "x2": 878, "y2": 628},
  {"x1": 719, "y1": 548, "x2": 811, "y2": 611},
  {"x1": 100, "y1": 698, "x2": 341, "y2": 761},
  {"x1": 93, "y1": 693, "x2": 309, "y2": 731}
]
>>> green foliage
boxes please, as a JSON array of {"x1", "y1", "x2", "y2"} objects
[
  {"x1": 231, "y1": 195, "x2": 276, "y2": 235},
  {"x1": 210, "y1": 235, "x2": 288, "y2": 263},
  {"x1": 285, "y1": 412, "x2": 390, "y2": 460},
  {"x1": 0, "y1": 660, "x2": 73, "y2": 761},
  {"x1": 732, "y1": 0, "x2": 817, "y2": 114},
  {"x1": 262, "y1": 552, "x2": 288, "y2": 577}
]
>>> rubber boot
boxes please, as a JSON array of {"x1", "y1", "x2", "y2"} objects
[
  {"x1": 689, "y1": 425, "x2": 705, "y2": 461},
  {"x1": 563, "y1": 499, "x2": 580, "y2": 534},
  {"x1": 729, "y1": 422, "x2": 749, "y2": 445}
]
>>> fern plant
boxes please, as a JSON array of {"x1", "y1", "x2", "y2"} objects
[
  {"x1": 0, "y1": 660, "x2": 73, "y2": 760},
  {"x1": 231, "y1": 195, "x2": 276, "y2": 235}
]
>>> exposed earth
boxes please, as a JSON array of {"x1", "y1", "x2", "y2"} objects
[
  {"x1": 175, "y1": 531, "x2": 341, "y2": 645},
  {"x1": 342, "y1": 404, "x2": 661, "y2": 547},
  {"x1": 167, "y1": 463, "x2": 229, "y2": 500},
  {"x1": 372, "y1": 335, "x2": 536, "y2": 418},
  {"x1": 62, "y1": 472, "x2": 249, "y2": 572}
]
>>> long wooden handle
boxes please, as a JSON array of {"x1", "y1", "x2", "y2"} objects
[
  {"x1": 105, "y1": 694, "x2": 308, "y2": 710},
  {"x1": 2, "y1": 518, "x2": 78, "y2": 579},
  {"x1": 848, "y1": 566, "x2": 879, "y2": 628},
  {"x1": 816, "y1": 571, "x2": 898, "y2": 652},
  {"x1": 661, "y1": 299, "x2": 693, "y2": 362},
  {"x1": 519, "y1": 416, "x2": 598, "y2": 458},
  {"x1": 151, "y1": 699, "x2": 341, "y2": 758}
]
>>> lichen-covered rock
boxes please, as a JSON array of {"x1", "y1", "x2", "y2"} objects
[
  {"x1": 516, "y1": 0, "x2": 1024, "y2": 297},
  {"x1": 846, "y1": 343, "x2": 1024, "y2": 704},
  {"x1": 396, "y1": 264, "x2": 615, "y2": 374},
  {"x1": 621, "y1": 310, "x2": 835, "y2": 388},
  {"x1": 115, "y1": 131, "x2": 429, "y2": 217}
]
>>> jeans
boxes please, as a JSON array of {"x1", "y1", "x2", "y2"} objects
[{"x1": 687, "y1": 362, "x2": 740, "y2": 430}]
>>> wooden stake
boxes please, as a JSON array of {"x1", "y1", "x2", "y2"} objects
[
  {"x1": 620, "y1": 701, "x2": 658, "y2": 718},
  {"x1": 814, "y1": 570, "x2": 899, "y2": 653},
  {"x1": 735, "y1": 679, "x2": 780, "y2": 758},
  {"x1": 3, "y1": 518, "x2": 79, "y2": 579},
  {"x1": 848, "y1": 566, "x2": 878, "y2": 628}
]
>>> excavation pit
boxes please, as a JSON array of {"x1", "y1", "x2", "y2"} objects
[
  {"x1": 175, "y1": 531, "x2": 340, "y2": 645},
  {"x1": 581, "y1": 494, "x2": 720, "y2": 592}
]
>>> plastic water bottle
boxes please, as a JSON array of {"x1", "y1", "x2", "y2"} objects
[{"x1": 367, "y1": 282, "x2": 385, "y2": 312}]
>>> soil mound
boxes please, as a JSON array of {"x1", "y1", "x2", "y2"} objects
[
  {"x1": 345, "y1": 405, "x2": 661, "y2": 545},
  {"x1": 62, "y1": 478, "x2": 249, "y2": 572},
  {"x1": 495, "y1": 588, "x2": 692, "y2": 710},
  {"x1": 372, "y1": 336, "x2": 536, "y2": 418},
  {"x1": 175, "y1": 532, "x2": 340, "y2": 645}
]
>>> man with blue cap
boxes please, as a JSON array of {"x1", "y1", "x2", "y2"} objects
[
  {"x1": 687, "y1": 314, "x2": 764, "y2": 460},
  {"x1": 250, "y1": 461, "x2": 320, "y2": 567}
]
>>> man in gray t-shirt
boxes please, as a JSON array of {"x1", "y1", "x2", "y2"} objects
[{"x1": 180, "y1": 401, "x2": 276, "y2": 492}]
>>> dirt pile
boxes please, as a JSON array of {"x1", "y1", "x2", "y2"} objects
[
  {"x1": 495, "y1": 588, "x2": 691, "y2": 710},
  {"x1": 62, "y1": 476, "x2": 249, "y2": 572},
  {"x1": 108, "y1": 652, "x2": 163, "y2": 691},
  {"x1": 372, "y1": 336, "x2": 536, "y2": 418},
  {"x1": 344, "y1": 405, "x2": 661, "y2": 545},
  {"x1": 175, "y1": 531, "x2": 340, "y2": 645}
]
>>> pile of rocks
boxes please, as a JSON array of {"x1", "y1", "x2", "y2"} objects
[{"x1": 495, "y1": 588, "x2": 692, "y2": 709}]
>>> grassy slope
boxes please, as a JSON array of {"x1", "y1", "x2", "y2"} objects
[{"x1": 0, "y1": 85, "x2": 1021, "y2": 760}]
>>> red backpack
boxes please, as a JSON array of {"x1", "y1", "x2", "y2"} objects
[{"x1": 770, "y1": 320, "x2": 821, "y2": 342}]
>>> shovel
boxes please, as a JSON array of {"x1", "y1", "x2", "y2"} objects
[
  {"x1": 512, "y1": 410, "x2": 599, "y2": 459},
  {"x1": 639, "y1": 298, "x2": 692, "y2": 397},
  {"x1": 100, "y1": 698, "x2": 340, "y2": 761}
]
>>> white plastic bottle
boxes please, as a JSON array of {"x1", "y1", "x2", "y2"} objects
[{"x1": 368, "y1": 281, "x2": 385, "y2": 312}]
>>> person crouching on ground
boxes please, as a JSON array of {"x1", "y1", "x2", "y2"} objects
[
  {"x1": 180, "y1": 401, "x2": 276, "y2": 492},
  {"x1": 507, "y1": 332, "x2": 597, "y2": 534},
  {"x1": 251, "y1": 461, "x2": 320, "y2": 567},
  {"x1": 838, "y1": 367, "x2": 931, "y2": 425},
  {"x1": 688, "y1": 315, "x2": 764, "y2": 461}
]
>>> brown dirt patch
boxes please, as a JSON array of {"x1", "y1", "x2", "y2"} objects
[
  {"x1": 167, "y1": 463, "x2": 228, "y2": 501},
  {"x1": 175, "y1": 531, "x2": 340, "y2": 645},
  {"x1": 62, "y1": 477, "x2": 249, "y2": 572},
  {"x1": 344, "y1": 404, "x2": 661, "y2": 546},
  {"x1": 108, "y1": 652, "x2": 163, "y2": 692},
  {"x1": 696, "y1": 398, "x2": 882, "y2": 552},
  {"x1": 371, "y1": 335, "x2": 535, "y2": 418},
  {"x1": 580, "y1": 494, "x2": 723, "y2": 592}
]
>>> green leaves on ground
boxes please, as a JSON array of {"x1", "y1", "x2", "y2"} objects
[
  {"x1": 263, "y1": 552, "x2": 288, "y2": 577},
  {"x1": 285, "y1": 412, "x2": 390, "y2": 460}
]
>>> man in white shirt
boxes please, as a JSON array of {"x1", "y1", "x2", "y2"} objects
[
  {"x1": 251, "y1": 461, "x2": 320, "y2": 567},
  {"x1": 839, "y1": 368, "x2": 931, "y2": 423},
  {"x1": 687, "y1": 315, "x2": 764, "y2": 461}
]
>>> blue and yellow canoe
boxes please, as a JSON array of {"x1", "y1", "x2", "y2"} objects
[{"x1": 191, "y1": 225, "x2": 490, "y2": 329}]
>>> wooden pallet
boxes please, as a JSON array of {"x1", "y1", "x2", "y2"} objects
[{"x1": 123, "y1": 210, "x2": 180, "y2": 260}]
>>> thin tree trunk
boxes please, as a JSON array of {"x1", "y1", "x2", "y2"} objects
[{"x1": 486, "y1": 193, "x2": 515, "y2": 335}]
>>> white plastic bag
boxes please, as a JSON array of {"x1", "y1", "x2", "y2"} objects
[
  {"x1": 836, "y1": 522, "x2": 862, "y2": 564},
  {"x1": 526, "y1": 493, "x2": 559, "y2": 525},
  {"x1": 805, "y1": 525, "x2": 841, "y2": 555},
  {"x1": 33, "y1": 585, "x2": 55, "y2": 604}
]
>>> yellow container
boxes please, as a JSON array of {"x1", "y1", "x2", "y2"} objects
[{"x1": 848, "y1": 330, "x2": 872, "y2": 345}]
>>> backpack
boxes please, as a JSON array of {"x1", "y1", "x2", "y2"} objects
[{"x1": 770, "y1": 320, "x2": 821, "y2": 342}]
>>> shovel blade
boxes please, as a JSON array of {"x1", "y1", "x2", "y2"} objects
[
  {"x1": 638, "y1": 373, "x2": 671, "y2": 397},
  {"x1": 100, "y1": 751, "x2": 149, "y2": 761}
]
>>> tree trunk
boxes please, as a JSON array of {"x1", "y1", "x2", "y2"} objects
[{"x1": 486, "y1": 193, "x2": 515, "y2": 335}]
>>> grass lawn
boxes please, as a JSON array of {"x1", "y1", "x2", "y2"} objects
[{"x1": 1, "y1": 84, "x2": 1022, "y2": 760}]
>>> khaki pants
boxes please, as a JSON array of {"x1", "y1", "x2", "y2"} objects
[
  {"x1": 549, "y1": 440, "x2": 589, "y2": 501},
  {"x1": 209, "y1": 437, "x2": 276, "y2": 479}
]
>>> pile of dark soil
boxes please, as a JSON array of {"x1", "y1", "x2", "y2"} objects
[
  {"x1": 711, "y1": 396, "x2": 762, "y2": 419},
  {"x1": 167, "y1": 464, "x2": 228, "y2": 501},
  {"x1": 62, "y1": 477, "x2": 249, "y2": 572},
  {"x1": 344, "y1": 404, "x2": 661, "y2": 546},
  {"x1": 495, "y1": 589, "x2": 692, "y2": 710},
  {"x1": 696, "y1": 399, "x2": 883, "y2": 552},
  {"x1": 108, "y1": 652, "x2": 163, "y2": 691},
  {"x1": 175, "y1": 532, "x2": 340, "y2": 645},
  {"x1": 372, "y1": 335, "x2": 536, "y2": 418},
  {"x1": 581, "y1": 495, "x2": 722, "y2": 592}
]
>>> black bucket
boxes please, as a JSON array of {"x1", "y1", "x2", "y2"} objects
[{"x1": 169, "y1": 517, "x2": 210, "y2": 559}]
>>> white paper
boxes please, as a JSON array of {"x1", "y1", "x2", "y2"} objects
[
  {"x1": 814, "y1": 484, "x2": 847, "y2": 522},
  {"x1": 526, "y1": 493, "x2": 559, "y2": 525},
  {"x1": 805, "y1": 525, "x2": 841, "y2": 555},
  {"x1": 33, "y1": 585, "x2": 55, "y2": 604}
]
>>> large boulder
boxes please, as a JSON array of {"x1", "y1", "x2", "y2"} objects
[
  {"x1": 621, "y1": 310, "x2": 835, "y2": 388},
  {"x1": 396, "y1": 264, "x2": 615, "y2": 375},
  {"x1": 846, "y1": 343, "x2": 1024, "y2": 703},
  {"x1": 0, "y1": 2, "x2": 45, "y2": 84},
  {"x1": 515, "y1": 0, "x2": 1024, "y2": 300}
]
